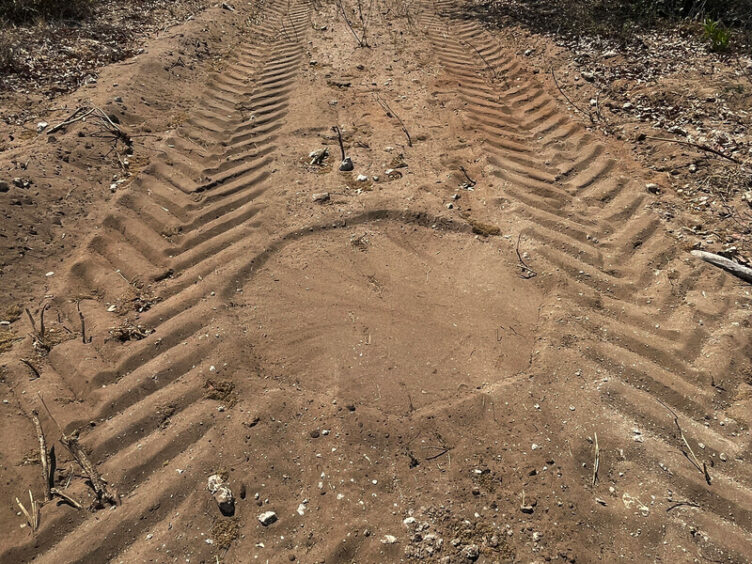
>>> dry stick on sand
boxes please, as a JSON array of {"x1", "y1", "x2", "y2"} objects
[
  {"x1": 76, "y1": 301, "x2": 91, "y2": 344},
  {"x1": 462, "y1": 39, "x2": 499, "y2": 82},
  {"x1": 16, "y1": 490, "x2": 39, "y2": 532},
  {"x1": 459, "y1": 166, "x2": 476, "y2": 188},
  {"x1": 551, "y1": 67, "x2": 595, "y2": 123},
  {"x1": 25, "y1": 308, "x2": 39, "y2": 338},
  {"x1": 656, "y1": 398, "x2": 711, "y2": 485},
  {"x1": 337, "y1": 0, "x2": 367, "y2": 47},
  {"x1": 47, "y1": 107, "x2": 96, "y2": 135},
  {"x1": 50, "y1": 488, "x2": 82, "y2": 510},
  {"x1": 60, "y1": 432, "x2": 119, "y2": 508},
  {"x1": 38, "y1": 394, "x2": 112, "y2": 508},
  {"x1": 32, "y1": 410, "x2": 51, "y2": 502},
  {"x1": 373, "y1": 93, "x2": 412, "y2": 147},
  {"x1": 33, "y1": 409, "x2": 83, "y2": 509},
  {"x1": 646, "y1": 136, "x2": 742, "y2": 164},
  {"x1": 333, "y1": 126, "x2": 346, "y2": 161},
  {"x1": 691, "y1": 250, "x2": 752, "y2": 285},
  {"x1": 515, "y1": 234, "x2": 537, "y2": 279},
  {"x1": 20, "y1": 358, "x2": 41, "y2": 379},
  {"x1": 592, "y1": 432, "x2": 600, "y2": 486}
]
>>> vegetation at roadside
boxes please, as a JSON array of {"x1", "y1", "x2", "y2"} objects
[
  {"x1": 468, "y1": 0, "x2": 751, "y2": 50},
  {"x1": 0, "y1": 0, "x2": 93, "y2": 23}
]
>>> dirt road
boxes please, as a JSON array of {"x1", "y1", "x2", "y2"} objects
[{"x1": 1, "y1": 0, "x2": 751, "y2": 562}]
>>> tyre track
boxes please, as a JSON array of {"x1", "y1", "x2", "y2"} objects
[
  {"x1": 422, "y1": 1, "x2": 752, "y2": 557},
  {"x1": 0, "y1": 1, "x2": 312, "y2": 561}
]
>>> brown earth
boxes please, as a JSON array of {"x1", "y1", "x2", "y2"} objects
[{"x1": 1, "y1": 0, "x2": 752, "y2": 562}]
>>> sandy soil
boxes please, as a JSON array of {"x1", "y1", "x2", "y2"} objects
[{"x1": 1, "y1": 0, "x2": 751, "y2": 562}]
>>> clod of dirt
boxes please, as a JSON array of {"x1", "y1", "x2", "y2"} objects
[
  {"x1": 211, "y1": 518, "x2": 239, "y2": 549},
  {"x1": 108, "y1": 322, "x2": 153, "y2": 342},
  {"x1": 0, "y1": 329, "x2": 17, "y2": 352},
  {"x1": 466, "y1": 219, "x2": 501, "y2": 237},
  {"x1": 204, "y1": 379, "x2": 237, "y2": 406},
  {"x1": 207, "y1": 474, "x2": 235, "y2": 516}
]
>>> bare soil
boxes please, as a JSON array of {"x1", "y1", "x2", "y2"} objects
[{"x1": 1, "y1": 0, "x2": 752, "y2": 562}]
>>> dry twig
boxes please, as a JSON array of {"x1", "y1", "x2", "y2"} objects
[
  {"x1": 76, "y1": 301, "x2": 92, "y2": 344},
  {"x1": 656, "y1": 398, "x2": 711, "y2": 485},
  {"x1": 373, "y1": 93, "x2": 412, "y2": 146},
  {"x1": 333, "y1": 126, "x2": 346, "y2": 161},
  {"x1": 515, "y1": 234, "x2": 537, "y2": 279},
  {"x1": 20, "y1": 358, "x2": 41, "y2": 379},
  {"x1": 31, "y1": 410, "x2": 51, "y2": 502},
  {"x1": 16, "y1": 491, "x2": 39, "y2": 531},
  {"x1": 646, "y1": 136, "x2": 742, "y2": 164},
  {"x1": 337, "y1": 0, "x2": 368, "y2": 47},
  {"x1": 60, "y1": 431, "x2": 119, "y2": 508},
  {"x1": 50, "y1": 488, "x2": 82, "y2": 510},
  {"x1": 592, "y1": 432, "x2": 600, "y2": 486},
  {"x1": 551, "y1": 67, "x2": 595, "y2": 123}
]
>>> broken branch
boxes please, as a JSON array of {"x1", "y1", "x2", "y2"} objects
[
  {"x1": 20, "y1": 358, "x2": 41, "y2": 379},
  {"x1": 60, "y1": 431, "x2": 119, "y2": 508},
  {"x1": 690, "y1": 250, "x2": 752, "y2": 285},
  {"x1": 551, "y1": 67, "x2": 595, "y2": 123},
  {"x1": 374, "y1": 93, "x2": 412, "y2": 147},
  {"x1": 31, "y1": 410, "x2": 51, "y2": 502},
  {"x1": 50, "y1": 488, "x2": 82, "y2": 510},
  {"x1": 515, "y1": 234, "x2": 537, "y2": 279},
  {"x1": 646, "y1": 136, "x2": 742, "y2": 164},
  {"x1": 656, "y1": 398, "x2": 710, "y2": 485},
  {"x1": 592, "y1": 431, "x2": 599, "y2": 486}
]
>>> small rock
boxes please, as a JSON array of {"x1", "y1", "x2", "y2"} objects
[
  {"x1": 312, "y1": 192, "x2": 330, "y2": 203},
  {"x1": 114, "y1": 96, "x2": 123, "y2": 103},
  {"x1": 646, "y1": 183, "x2": 660, "y2": 194},
  {"x1": 461, "y1": 544, "x2": 480, "y2": 561},
  {"x1": 258, "y1": 511, "x2": 278, "y2": 526},
  {"x1": 310, "y1": 429, "x2": 320, "y2": 438},
  {"x1": 524, "y1": 49, "x2": 533, "y2": 56},
  {"x1": 533, "y1": 531, "x2": 543, "y2": 542},
  {"x1": 446, "y1": 203, "x2": 454, "y2": 209},
  {"x1": 720, "y1": 452, "x2": 727, "y2": 462},
  {"x1": 403, "y1": 517, "x2": 417, "y2": 527},
  {"x1": 107, "y1": 304, "x2": 117, "y2": 312},
  {"x1": 382, "y1": 534, "x2": 398, "y2": 544},
  {"x1": 339, "y1": 157, "x2": 354, "y2": 171},
  {"x1": 356, "y1": 174, "x2": 368, "y2": 182},
  {"x1": 221, "y1": 2, "x2": 235, "y2": 10},
  {"x1": 207, "y1": 474, "x2": 235, "y2": 516},
  {"x1": 0, "y1": 181, "x2": 9, "y2": 193},
  {"x1": 37, "y1": 122, "x2": 49, "y2": 133},
  {"x1": 581, "y1": 71, "x2": 595, "y2": 82}
]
